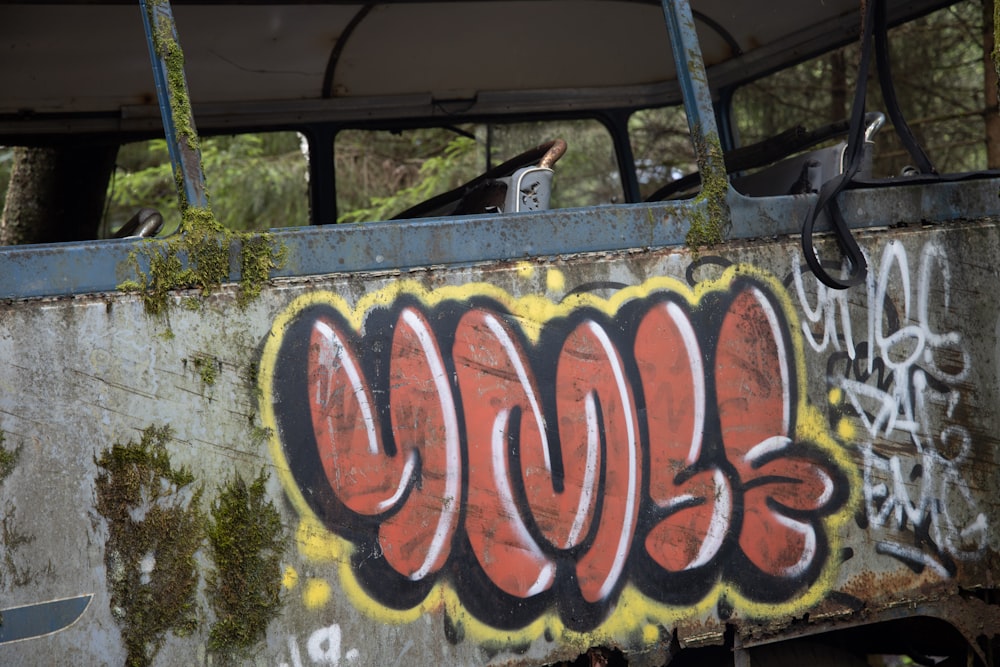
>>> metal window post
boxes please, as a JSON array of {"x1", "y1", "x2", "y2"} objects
[
  {"x1": 138, "y1": 0, "x2": 209, "y2": 212},
  {"x1": 660, "y1": 0, "x2": 729, "y2": 201}
]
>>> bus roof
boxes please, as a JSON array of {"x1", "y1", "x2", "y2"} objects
[{"x1": 0, "y1": 0, "x2": 956, "y2": 141}]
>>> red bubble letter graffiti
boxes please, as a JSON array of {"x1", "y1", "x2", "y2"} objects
[{"x1": 263, "y1": 270, "x2": 852, "y2": 632}]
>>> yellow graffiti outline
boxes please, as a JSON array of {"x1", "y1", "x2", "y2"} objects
[{"x1": 257, "y1": 264, "x2": 860, "y2": 648}]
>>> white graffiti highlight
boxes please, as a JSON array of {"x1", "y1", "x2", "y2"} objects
[
  {"x1": 281, "y1": 624, "x2": 360, "y2": 667},
  {"x1": 791, "y1": 240, "x2": 988, "y2": 575}
]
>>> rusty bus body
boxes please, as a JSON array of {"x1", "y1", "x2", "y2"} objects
[{"x1": 0, "y1": 0, "x2": 998, "y2": 664}]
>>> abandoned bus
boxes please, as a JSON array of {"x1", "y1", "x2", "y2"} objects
[{"x1": 0, "y1": 0, "x2": 997, "y2": 664}]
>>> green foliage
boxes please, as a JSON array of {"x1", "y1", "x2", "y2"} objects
[
  {"x1": 733, "y1": 1, "x2": 987, "y2": 176},
  {"x1": 191, "y1": 355, "x2": 219, "y2": 387},
  {"x1": 206, "y1": 471, "x2": 286, "y2": 657},
  {"x1": 629, "y1": 107, "x2": 696, "y2": 200},
  {"x1": 337, "y1": 134, "x2": 479, "y2": 222},
  {"x1": 109, "y1": 140, "x2": 177, "y2": 234},
  {"x1": 201, "y1": 134, "x2": 308, "y2": 230},
  {"x1": 95, "y1": 426, "x2": 202, "y2": 667},
  {"x1": 9, "y1": 0, "x2": 990, "y2": 239},
  {"x1": 488, "y1": 120, "x2": 622, "y2": 208},
  {"x1": 335, "y1": 119, "x2": 625, "y2": 222},
  {"x1": 106, "y1": 133, "x2": 308, "y2": 235},
  {"x1": 334, "y1": 126, "x2": 469, "y2": 220}
]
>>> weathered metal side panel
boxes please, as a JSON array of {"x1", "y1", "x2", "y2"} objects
[{"x1": 0, "y1": 220, "x2": 997, "y2": 665}]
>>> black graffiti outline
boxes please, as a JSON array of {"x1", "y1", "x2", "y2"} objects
[{"x1": 268, "y1": 277, "x2": 850, "y2": 632}]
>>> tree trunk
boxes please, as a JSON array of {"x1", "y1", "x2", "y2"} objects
[
  {"x1": 0, "y1": 144, "x2": 118, "y2": 245},
  {"x1": 984, "y1": 0, "x2": 1000, "y2": 169}
]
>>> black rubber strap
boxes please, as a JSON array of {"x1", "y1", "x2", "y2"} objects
[
  {"x1": 804, "y1": 0, "x2": 944, "y2": 289},
  {"x1": 802, "y1": 0, "x2": 876, "y2": 289},
  {"x1": 874, "y1": 0, "x2": 937, "y2": 175}
]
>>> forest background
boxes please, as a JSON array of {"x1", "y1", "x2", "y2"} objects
[{"x1": 0, "y1": 0, "x2": 995, "y2": 239}]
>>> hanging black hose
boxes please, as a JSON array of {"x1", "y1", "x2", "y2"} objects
[
  {"x1": 802, "y1": 0, "x2": 941, "y2": 290},
  {"x1": 874, "y1": 0, "x2": 937, "y2": 175},
  {"x1": 800, "y1": 0, "x2": 877, "y2": 290}
]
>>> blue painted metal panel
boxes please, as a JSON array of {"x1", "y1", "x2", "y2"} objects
[
  {"x1": 2, "y1": 176, "x2": 999, "y2": 301},
  {"x1": 0, "y1": 596, "x2": 93, "y2": 645}
]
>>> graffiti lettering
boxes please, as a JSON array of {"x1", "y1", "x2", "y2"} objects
[
  {"x1": 263, "y1": 270, "x2": 851, "y2": 633},
  {"x1": 281, "y1": 624, "x2": 360, "y2": 667},
  {"x1": 790, "y1": 241, "x2": 987, "y2": 575}
]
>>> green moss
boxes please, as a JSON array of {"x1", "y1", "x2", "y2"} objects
[
  {"x1": 684, "y1": 128, "x2": 730, "y2": 249},
  {"x1": 191, "y1": 355, "x2": 219, "y2": 387},
  {"x1": 249, "y1": 425, "x2": 273, "y2": 447},
  {"x1": 242, "y1": 361, "x2": 261, "y2": 399},
  {"x1": 206, "y1": 471, "x2": 286, "y2": 658},
  {"x1": 180, "y1": 209, "x2": 229, "y2": 286},
  {"x1": 0, "y1": 431, "x2": 19, "y2": 482},
  {"x1": 95, "y1": 426, "x2": 203, "y2": 667},
  {"x1": 133, "y1": 207, "x2": 228, "y2": 316},
  {"x1": 238, "y1": 234, "x2": 288, "y2": 309},
  {"x1": 147, "y1": 0, "x2": 198, "y2": 158},
  {"x1": 118, "y1": 280, "x2": 143, "y2": 293},
  {"x1": 118, "y1": 215, "x2": 286, "y2": 316},
  {"x1": 0, "y1": 429, "x2": 20, "y2": 627},
  {"x1": 2, "y1": 518, "x2": 38, "y2": 589}
]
